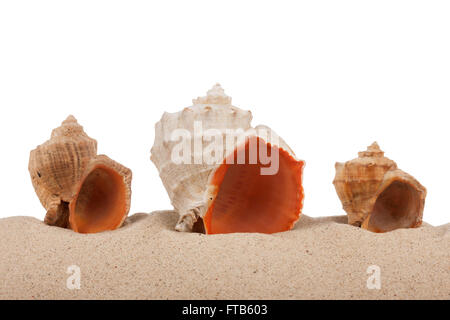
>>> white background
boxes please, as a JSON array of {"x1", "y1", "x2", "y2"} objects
[{"x1": 0, "y1": 1, "x2": 449, "y2": 226}]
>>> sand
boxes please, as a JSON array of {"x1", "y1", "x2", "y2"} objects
[{"x1": 0, "y1": 211, "x2": 448, "y2": 300}]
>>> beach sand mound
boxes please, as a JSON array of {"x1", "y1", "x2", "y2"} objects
[{"x1": 0, "y1": 211, "x2": 449, "y2": 299}]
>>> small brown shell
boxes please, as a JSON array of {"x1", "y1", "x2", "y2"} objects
[
  {"x1": 28, "y1": 116, "x2": 132, "y2": 233},
  {"x1": 29, "y1": 116, "x2": 97, "y2": 227},
  {"x1": 333, "y1": 142, "x2": 426, "y2": 232}
]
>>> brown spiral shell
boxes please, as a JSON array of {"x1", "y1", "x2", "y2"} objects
[
  {"x1": 333, "y1": 142, "x2": 426, "y2": 232},
  {"x1": 29, "y1": 116, "x2": 132, "y2": 233}
]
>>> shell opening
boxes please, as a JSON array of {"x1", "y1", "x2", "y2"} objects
[
  {"x1": 203, "y1": 136, "x2": 304, "y2": 234},
  {"x1": 192, "y1": 217, "x2": 206, "y2": 234},
  {"x1": 365, "y1": 180, "x2": 422, "y2": 232},
  {"x1": 69, "y1": 164, "x2": 128, "y2": 233}
]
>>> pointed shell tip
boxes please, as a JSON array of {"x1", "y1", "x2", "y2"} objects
[
  {"x1": 358, "y1": 141, "x2": 384, "y2": 158},
  {"x1": 62, "y1": 115, "x2": 78, "y2": 124},
  {"x1": 192, "y1": 83, "x2": 231, "y2": 105}
]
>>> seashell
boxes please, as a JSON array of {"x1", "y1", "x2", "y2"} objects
[
  {"x1": 333, "y1": 142, "x2": 426, "y2": 233},
  {"x1": 29, "y1": 116, "x2": 132, "y2": 233},
  {"x1": 151, "y1": 84, "x2": 305, "y2": 234}
]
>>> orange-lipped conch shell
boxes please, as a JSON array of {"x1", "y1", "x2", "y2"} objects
[
  {"x1": 151, "y1": 84, "x2": 305, "y2": 234},
  {"x1": 28, "y1": 116, "x2": 132, "y2": 233},
  {"x1": 333, "y1": 142, "x2": 426, "y2": 233}
]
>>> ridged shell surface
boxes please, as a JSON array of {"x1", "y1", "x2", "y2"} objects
[
  {"x1": 29, "y1": 116, "x2": 97, "y2": 226},
  {"x1": 333, "y1": 142, "x2": 426, "y2": 232},
  {"x1": 29, "y1": 116, "x2": 132, "y2": 233},
  {"x1": 151, "y1": 84, "x2": 305, "y2": 233}
]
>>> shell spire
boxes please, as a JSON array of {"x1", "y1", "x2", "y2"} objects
[
  {"x1": 192, "y1": 83, "x2": 232, "y2": 105},
  {"x1": 51, "y1": 115, "x2": 89, "y2": 139},
  {"x1": 358, "y1": 141, "x2": 384, "y2": 158}
]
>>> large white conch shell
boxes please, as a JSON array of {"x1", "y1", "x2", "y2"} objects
[{"x1": 151, "y1": 84, "x2": 305, "y2": 234}]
